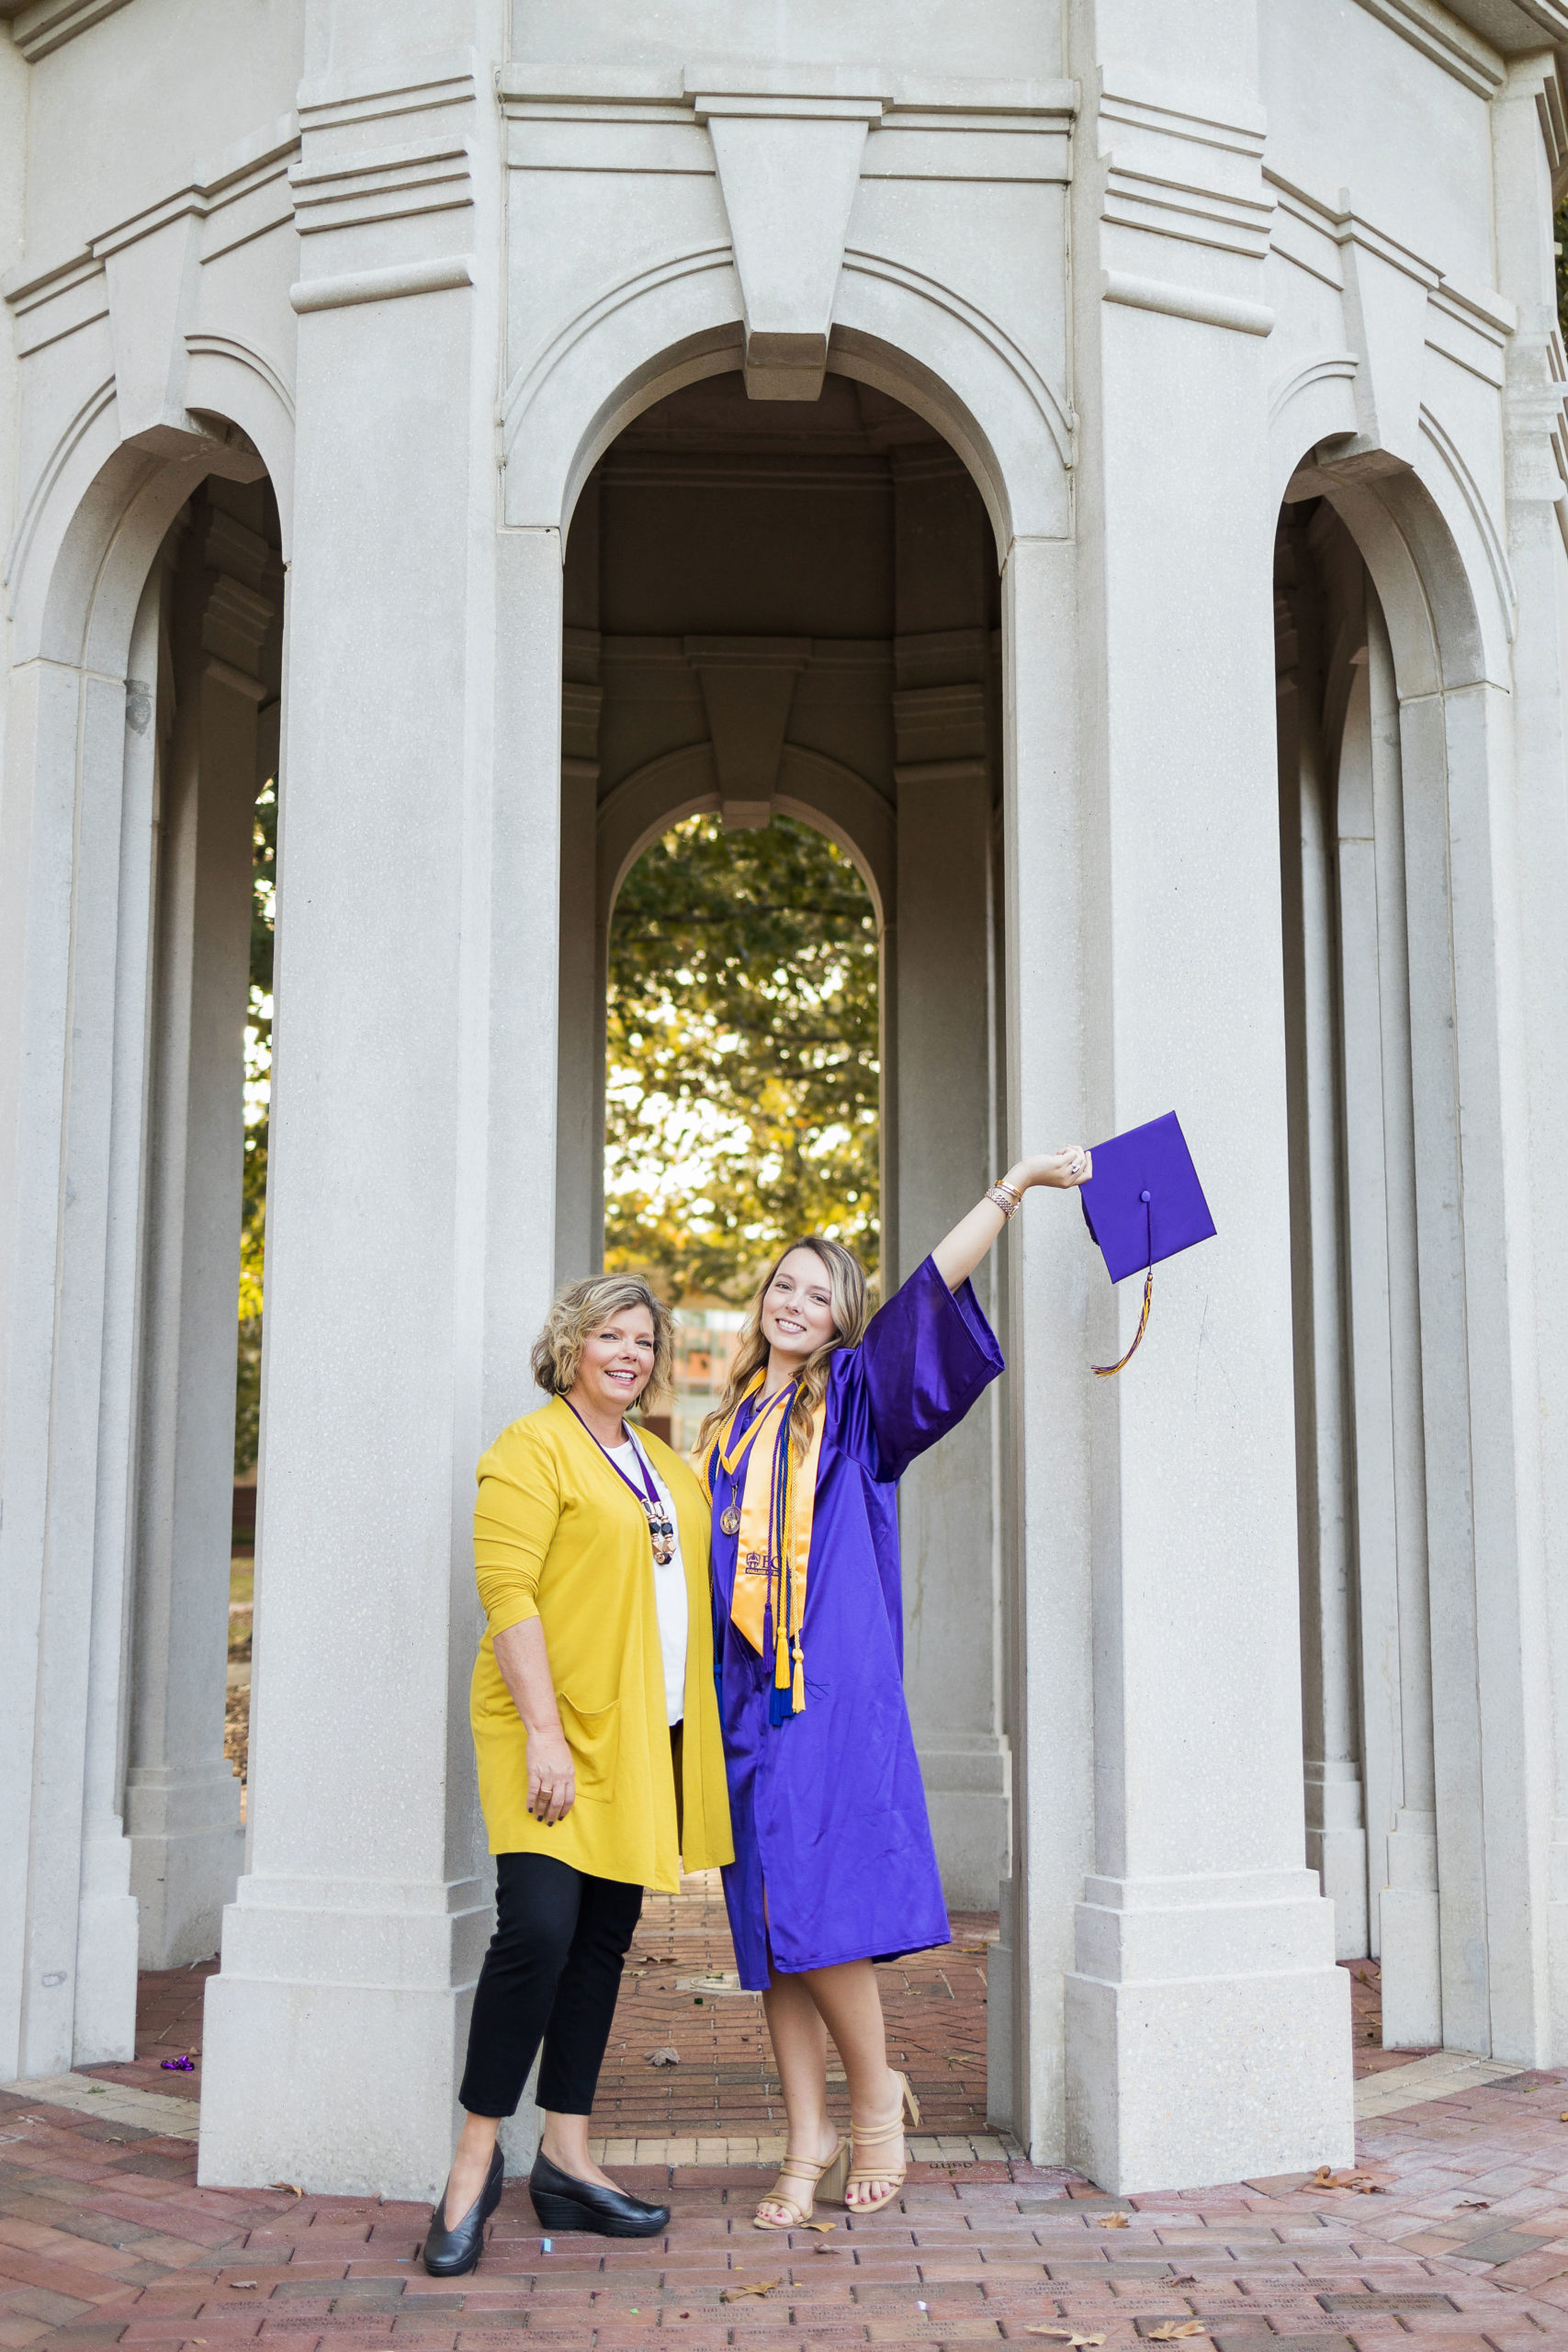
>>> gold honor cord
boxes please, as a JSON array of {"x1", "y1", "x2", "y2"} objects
[{"x1": 1092, "y1": 1264, "x2": 1154, "y2": 1378}]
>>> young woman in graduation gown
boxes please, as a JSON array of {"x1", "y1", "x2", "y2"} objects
[{"x1": 701, "y1": 1148, "x2": 1090, "y2": 2230}]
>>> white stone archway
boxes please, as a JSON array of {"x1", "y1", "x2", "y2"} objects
[
  {"x1": 1274, "y1": 432, "x2": 1561, "y2": 2069},
  {"x1": 0, "y1": 396, "x2": 286, "y2": 2085}
]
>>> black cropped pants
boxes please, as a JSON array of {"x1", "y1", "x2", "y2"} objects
[{"x1": 458, "y1": 1852, "x2": 643, "y2": 2120}]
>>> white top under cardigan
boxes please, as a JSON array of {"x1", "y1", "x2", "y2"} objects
[{"x1": 608, "y1": 1433, "x2": 689, "y2": 1727}]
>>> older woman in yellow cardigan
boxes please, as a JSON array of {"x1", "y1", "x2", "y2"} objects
[{"x1": 423, "y1": 1274, "x2": 732, "y2": 2274}]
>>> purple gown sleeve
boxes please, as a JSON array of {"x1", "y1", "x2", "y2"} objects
[{"x1": 838, "y1": 1254, "x2": 1005, "y2": 1483}]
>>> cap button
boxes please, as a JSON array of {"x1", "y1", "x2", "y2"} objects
[{"x1": 1140, "y1": 1189, "x2": 1151, "y2": 1203}]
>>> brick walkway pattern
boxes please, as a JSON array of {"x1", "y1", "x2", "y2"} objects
[{"x1": 6, "y1": 1888, "x2": 1568, "y2": 2351}]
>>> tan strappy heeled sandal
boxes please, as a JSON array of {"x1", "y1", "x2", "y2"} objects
[
  {"x1": 845, "y1": 2070, "x2": 920, "y2": 2216},
  {"x1": 752, "y1": 2137, "x2": 849, "y2": 2230}
]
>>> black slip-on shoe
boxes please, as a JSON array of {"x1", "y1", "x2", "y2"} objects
[
  {"x1": 527, "y1": 2146, "x2": 671, "y2": 2237},
  {"x1": 423, "y1": 2142, "x2": 504, "y2": 2276}
]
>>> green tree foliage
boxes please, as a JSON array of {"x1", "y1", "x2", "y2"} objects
[
  {"x1": 233, "y1": 778, "x2": 275, "y2": 1474},
  {"x1": 604, "y1": 813, "x2": 880, "y2": 1300}
]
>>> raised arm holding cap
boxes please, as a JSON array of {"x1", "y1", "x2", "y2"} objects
[{"x1": 931, "y1": 1145, "x2": 1092, "y2": 1292}]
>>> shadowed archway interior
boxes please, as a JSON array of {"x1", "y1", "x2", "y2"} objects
[{"x1": 551, "y1": 367, "x2": 1015, "y2": 1917}]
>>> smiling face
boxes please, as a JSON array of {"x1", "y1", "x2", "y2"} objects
[
  {"x1": 760, "y1": 1247, "x2": 840, "y2": 1373},
  {"x1": 568, "y1": 1306, "x2": 658, "y2": 1422}
]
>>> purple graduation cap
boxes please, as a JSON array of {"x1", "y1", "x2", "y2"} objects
[{"x1": 1077, "y1": 1110, "x2": 1216, "y2": 1375}]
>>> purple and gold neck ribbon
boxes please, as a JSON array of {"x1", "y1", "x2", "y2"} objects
[{"x1": 706, "y1": 1374, "x2": 823, "y2": 1716}]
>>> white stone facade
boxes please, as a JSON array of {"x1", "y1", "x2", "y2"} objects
[{"x1": 1, "y1": 0, "x2": 1565, "y2": 2199}]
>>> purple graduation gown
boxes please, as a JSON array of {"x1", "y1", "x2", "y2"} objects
[{"x1": 708, "y1": 1256, "x2": 1004, "y2": 1989}]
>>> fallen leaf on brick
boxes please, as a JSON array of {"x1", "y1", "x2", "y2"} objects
[
  {"x1": 719, "y1": 2278, "x2": 781, "y2": 2302},
  {"x1": 268, "y1": 2181, "x2": 303, "y2": 2197},
  {"x1": 1025, "y1": 2330, "x2": 1106, "y2": 2345},
  {"x1": 1094, "y1": 2211, "x2": 1130, "y2": 2228},
  {"x1": 647, "y1": 2046, "x2": 681, "y2": 2066},
  {"x1": 228, "y1": 2281, "x2": 257, "y2": 2290},
  {"x1": 1144, "y1": 2325, "x2": 1206, "y2": 2342},
  {"x1": 1457, "y1": 2200, "x2": 1490, "y2": 2210},
  {"x1": 1310, "y1": 2165, "x2": 1384, "y2": 2193},
  {"x1": 802, "y1": 2220, "x2": 835, "y2": 2233},
  {"x1": 813, "y1": 2241, "x2": 843, "y2": 2255}
]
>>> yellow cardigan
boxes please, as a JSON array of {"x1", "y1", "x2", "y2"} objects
[{"x1": 468, "y1": 1397, "x2": 733, "y2": 1888}]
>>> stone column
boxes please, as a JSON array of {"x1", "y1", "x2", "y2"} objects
[
  {"x1": 129, "y1": 495, "x2": 275, "y2": 1966},
  {"x1": 556, "y1": 484, "x2": 603, "y2": 1288},
  {"x1": 73, "y1": 571, "x2": 167, "y2": 2053},
  {"x1": 1337, "y1": 603, "x2": 1442, "y2": 2043},
  {"x1": 0, "y1": 578, "x2": 164, "y2": 2076},
  {"x1": 197, "y1": 28, "x2": 529, "y2": 2195},
  {"x1": 996, "y1": 534, "x2": 1095, "y2": 2157},
  {"x1": 893, "y1": 449, "x2": 1010, "y2": 1910},
  {"x1": 1275, "y1": 516, "x2": 1368, "y2": 1961},
  {"x1": 1060, "y1": 6, "x2": 1352, "y2": 2189},
  {"x1": 1488, "y1": 55, "x2": 1568, "y2": 2063}
]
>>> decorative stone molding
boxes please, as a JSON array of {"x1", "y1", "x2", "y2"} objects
[
  {"x1": 288, "y1": 139, "x2": 474, "y2": 240},
  {"x1": 1102, "y1": 268, "x2": 1274, "y2": 337},
  {"x1": 0, "y1": 0, "x2": 133, "y2": 61},
  {"x1": 287, "y1": 58, "x2": 479, "y2": 313},
  {"x1": 294, "y1": 53, "x2": 478, "y2": 136},
  {"x1": 288, "y1": 256, "x2": 475, "y2": 313},
  {"x1": 1099, "y1": 85, "x2": 1273, "y2": 264},
  {"x1": 1348, "y1": 0, "x2": 1504, "y2": 97},
  {"x1": 561, "y1": 629, "x2": 604, "y2": 769},
  {"x1": 497, "y1": 66, "x2": 1076, "y2": 539},
  {"x1": 892, "y1": 684, "x2": 987, "y2": 767},
  {"x1": 683, "y1": 635, "x2": 810, "y2": 827},
  {"x1": 685, "y1": 66, "x2": 891, "y2": 401},
  {"x1": 2, "y1": 122, "x2": 297, "y2": 518}
]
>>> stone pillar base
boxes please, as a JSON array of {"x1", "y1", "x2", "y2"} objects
[
  {"x1": 198, "y1": 1877, "x2": 491, "y2": 2197},
  {"x1": 128, "y1": 1762, "x2": 243, "y2": 1966},
  {"x1": 1380, "y1": 1811, "x2": 1442, "y2": 2046},
  {"x1": 919, "y1": 1736, "x2": 1010, "y2": 1913},
  {"x1": 1303, "y1": 1760, "x2": 1369, "y2": 1960},
  {"x1": 1064, "y1": 1871, "x2": 1353, "y2": 2193},
  {"x1": 986, "y1": 1873, "x2": 1017, "y2": 2134},
  {"x1": 72, "y1": 1826, "x2": 140, "y2": 2064},
  {"x1": 1380, "y1": 1890, "x2": 1443, "y2": 2047}
]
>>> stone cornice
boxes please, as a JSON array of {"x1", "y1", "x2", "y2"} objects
[
  {"x1": 0, "y1": 0, "x2": 135, "y2": 62},
  {"x1": 497, "y1": 62, "x2": 1076, "y2": 123},
  {"x1": 1440, "y1": 0, "x2": 1568, "y2": 49},
  {"x1": 3, "y1": 121, "x2": 299, "y2": 311},
  {"x1": 1347, "y1": 0, "x2": 1568, "y2": 91}
]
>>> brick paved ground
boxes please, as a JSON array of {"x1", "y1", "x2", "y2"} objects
[
  {"x1": 592, "y1": 1875, "x2": 993, "y2": 2145},
  {"x1": 7, "y1": 1888, "x2": 1568, "y2": 2351}
]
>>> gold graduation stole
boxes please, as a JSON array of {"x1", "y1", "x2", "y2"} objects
[{"x1": 707, "y1": 1374, "x2": 824, "y2": 1716}]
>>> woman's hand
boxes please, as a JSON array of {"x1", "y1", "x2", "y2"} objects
[
  {"x1": 1011, "y1": 1148, "x2": 1091, "y2": 1193},
  {"x1": 493, "y1": 1617, "x2": 578, "y2": 1826},
  {"x1": 526, "y1": 1725, "x2": 577, "y2": 1826},
  {"x1": 931, "y1": 1146, "x2": 1093, "y2": 1291}
]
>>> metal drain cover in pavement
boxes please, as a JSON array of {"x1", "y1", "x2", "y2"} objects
[{"x1": 675, "y1": 1971, "x2": 754, "y2": 1996}]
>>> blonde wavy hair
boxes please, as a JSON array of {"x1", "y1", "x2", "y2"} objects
[
  {"x1": 532, "y1": 1273, "x2": 675, "y2": 1409},
  {"x1": 698, "y1": 1238, "x2": 871, "y2": 1464}
]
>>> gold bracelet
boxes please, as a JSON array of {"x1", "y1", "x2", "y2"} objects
[{"x1": 985, "y1": 1182, "x2": 1022, "y2": 1218}]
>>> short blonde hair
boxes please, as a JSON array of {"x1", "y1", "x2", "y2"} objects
[{"x1": 531, "y1": 1273, "x2": 675, "y2": 1407}]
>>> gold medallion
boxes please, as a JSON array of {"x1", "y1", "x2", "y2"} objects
[{"x1": 720, "y1": 1503, "x2": 740, "y2": 1537}]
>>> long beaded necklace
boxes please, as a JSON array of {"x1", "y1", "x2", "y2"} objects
[{"x1": 563, "y1": 1399, "x2": 676, "y2": 1565}]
